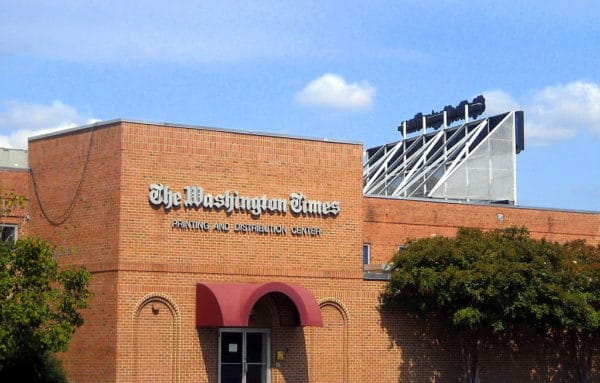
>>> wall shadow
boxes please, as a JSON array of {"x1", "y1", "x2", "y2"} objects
[
  {"x1": 379, "y1": 306, "x2": 461, "y2": 383},
  {"x1": 379, "y1": 306, "x2": 595, "y2": 382},
  {"x1": 272, "y1": 327, "x2": 309, "y2": 383},
  {"x1": 264, "y1": 293, "x2": 310, "y2": 383},
  {"x1": 197, "y1": 328, "x2": 219, "y2": 383}
]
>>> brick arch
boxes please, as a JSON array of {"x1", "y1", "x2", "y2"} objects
[
  {"x1": 318, "y1": 298, "x2": 350, "y2": 321},
  {"x1": 309, "y1": 298, "x2": 349, "y2": 382},
  {"x1": 134, "y1": 293, "x2": 181, "y2": 320},
  {"x1": 133, "y1": 294, "x2": 180, "y2": 383}
]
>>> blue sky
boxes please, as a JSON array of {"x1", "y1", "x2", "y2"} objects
[{"x1": 1, "y1": 1, "x2": 599, "y2": 211}]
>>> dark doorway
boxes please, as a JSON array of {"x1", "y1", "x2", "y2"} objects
[{"x1": 219, "y1": 329, "x2": 270, "y2": 383}]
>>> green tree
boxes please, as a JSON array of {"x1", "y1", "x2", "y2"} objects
[
  {"x1": 0, "y1": 237, "x2": 92, "y2": 381},
  {"x1": 1, "y1": 185, "x2": 26, "y2": 243},
  {"x1": 0, "y1": 186, "x2": 26, "y2": 219},
  {"x1": 381, "y1": 227, "x2": 597, "y2": 383},
  {"x1": 558, "y1": 240, "x2": 599, "y2": 383}
]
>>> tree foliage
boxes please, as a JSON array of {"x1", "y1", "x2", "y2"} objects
[
  {"x1": 381, "y1": 227, "x2": 599, "y2": 383},
  {"x1": 0, "y1": 237, "x2": 92, "y2": 381},
  {"x1": 0, "y1": 185, "x2": 26, "y2": 218},
  {"x1": 559, "y1": 240, "x2": 600, "y2": 383}
]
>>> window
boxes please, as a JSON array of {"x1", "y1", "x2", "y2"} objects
[
  {"x1": 363, "y1": 243, "x2": 391, "y2": 281},
  {"x1": 1, "y1": 224, "x2": 17, "y2": 243},
  {"x1": 397, "y1": 244, "x2": 407, "y2": 253},
  {"x1": 362, "y1": 243, "x2": 371, "y2": 266}
]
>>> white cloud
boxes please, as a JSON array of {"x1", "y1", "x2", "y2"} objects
[
  {"x1": 0, "y1": 2, "x2": 426, "y2": 65},
  {"x1": 484, "y1": 81, "x2": 600, "y2": 146},
  {"x1": 0, "y1": 101, "x2": 99, "y2": 149},
  {"x1": 481, "y1": 90, "x2": 520, "y2": 116},
  {"x1": 295, "y1": 74, "x2": 375, "y2": 110}
]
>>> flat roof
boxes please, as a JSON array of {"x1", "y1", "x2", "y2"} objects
[
  {"x1": 363, "y1": 194, "x2": 600, "y2": 215},
  {"x1": 16, "y1": 118, "x2": 599, "y2": 215},
  {"x1": 28, "y1": 118, "x2": 362, "y2": 146}
]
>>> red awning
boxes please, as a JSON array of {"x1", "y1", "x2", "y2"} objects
[{"x1": 196, "y1": 282, "x2": 323, "y2": 327}]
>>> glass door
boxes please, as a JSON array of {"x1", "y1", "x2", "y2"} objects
[
  {"x1": 219, "y1": 329, "x2": 270, "y2": 383},
  {"x1": 220, "y1": 331, "x2": 243, "y2": 383}
]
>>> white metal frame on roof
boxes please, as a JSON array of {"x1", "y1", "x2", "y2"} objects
[{"x1": 363, "y1": 111, "x2": 518, "y2": 203}]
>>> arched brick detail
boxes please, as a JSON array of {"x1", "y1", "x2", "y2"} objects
[
  {"x1": 309, "y1": 298, "x2": 349, "y2": 382},
  {"x1": 134, "y1": 293, "x2": 181, "y2": 320},
  {"x1": 318, "y1": 298, "x2": 350, "y2": 322},
  {"x1": 133, "y1": 294, "x2": 180, "y2": 383}
]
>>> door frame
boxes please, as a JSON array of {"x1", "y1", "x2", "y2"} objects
[{"x1": 218, "y1": 328, "x2": 271, "y2": 383}]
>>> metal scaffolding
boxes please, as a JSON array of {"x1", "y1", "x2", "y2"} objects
[{"x1": 363, "y1": 111, "x2": 524, "y2": 204}]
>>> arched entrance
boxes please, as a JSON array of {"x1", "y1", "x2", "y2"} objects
[
  {"x1": 195, "y1": 282, "x2": 323, "y2": 328},
  {"x1": 196, "y1": 282, "x2": 323, "y2": 383}
]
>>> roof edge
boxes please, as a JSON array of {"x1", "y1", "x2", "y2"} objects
[
  {"x1": 363, "y1": 194, "x2": 600, "y2": 215},
  {"x1": 28, "y1": 118, "x2": 362, "y2": 146}
]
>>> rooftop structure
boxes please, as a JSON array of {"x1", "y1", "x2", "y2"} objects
[
  {"x1": 0, "y1": 147, "x2": 28, "y2": 169},
  {"x1": 363, "y1": 98, "x2": 525, "y2": 204}
]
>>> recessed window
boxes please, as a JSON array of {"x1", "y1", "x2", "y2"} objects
[
  {"x1": 397, "y1": 244, "x2": 407, "y2": 253},
  {"x1": 362, "y1": 243, "x2": 371, "y2": 265},
  {"x1": 1, "y1": 225, "x2": 17, "y2": 243}
]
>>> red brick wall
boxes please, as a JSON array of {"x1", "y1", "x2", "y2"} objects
[
  {"x1": 27, "y1": 124, "x2": 122, "y2": 266},
  {"x1": 59, "y1": 272, "x2": 118, "y2": 383},
  {"x1": 0, "y1": 168, "x2": 30, "y2": 227},
  {"x1": 114, "y1": 121, "x2": 364, "y2": 382},
  {"x1": 117, "y1": 122, "x2": 363, "y2": 272},
  {"x1": 362, "y1": 196, "x2": 599, "y2": 382},
  {"x1": 27, "y1": 124, "x2": 122, "y2": 383},
  {"x1": 308, "y1": 301, "x2": 348, "y2": 382},
  {"x1": 19, "y1": 120, "x2": 599, "y2": 383},
  {"x1": 134, "y1": 299, "x2": 177, "y2": 383},
  {"x1": 364, "y1": 196, "x2": 600, "y2": 265}
]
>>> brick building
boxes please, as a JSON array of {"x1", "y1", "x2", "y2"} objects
[{"x1": 0, "y1": 119, "x2": 598, "y2": 383}]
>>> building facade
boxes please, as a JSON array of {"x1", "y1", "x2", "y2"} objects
[{"x1": 1, "y1": 120, "x2": 598, "y2": 383}]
